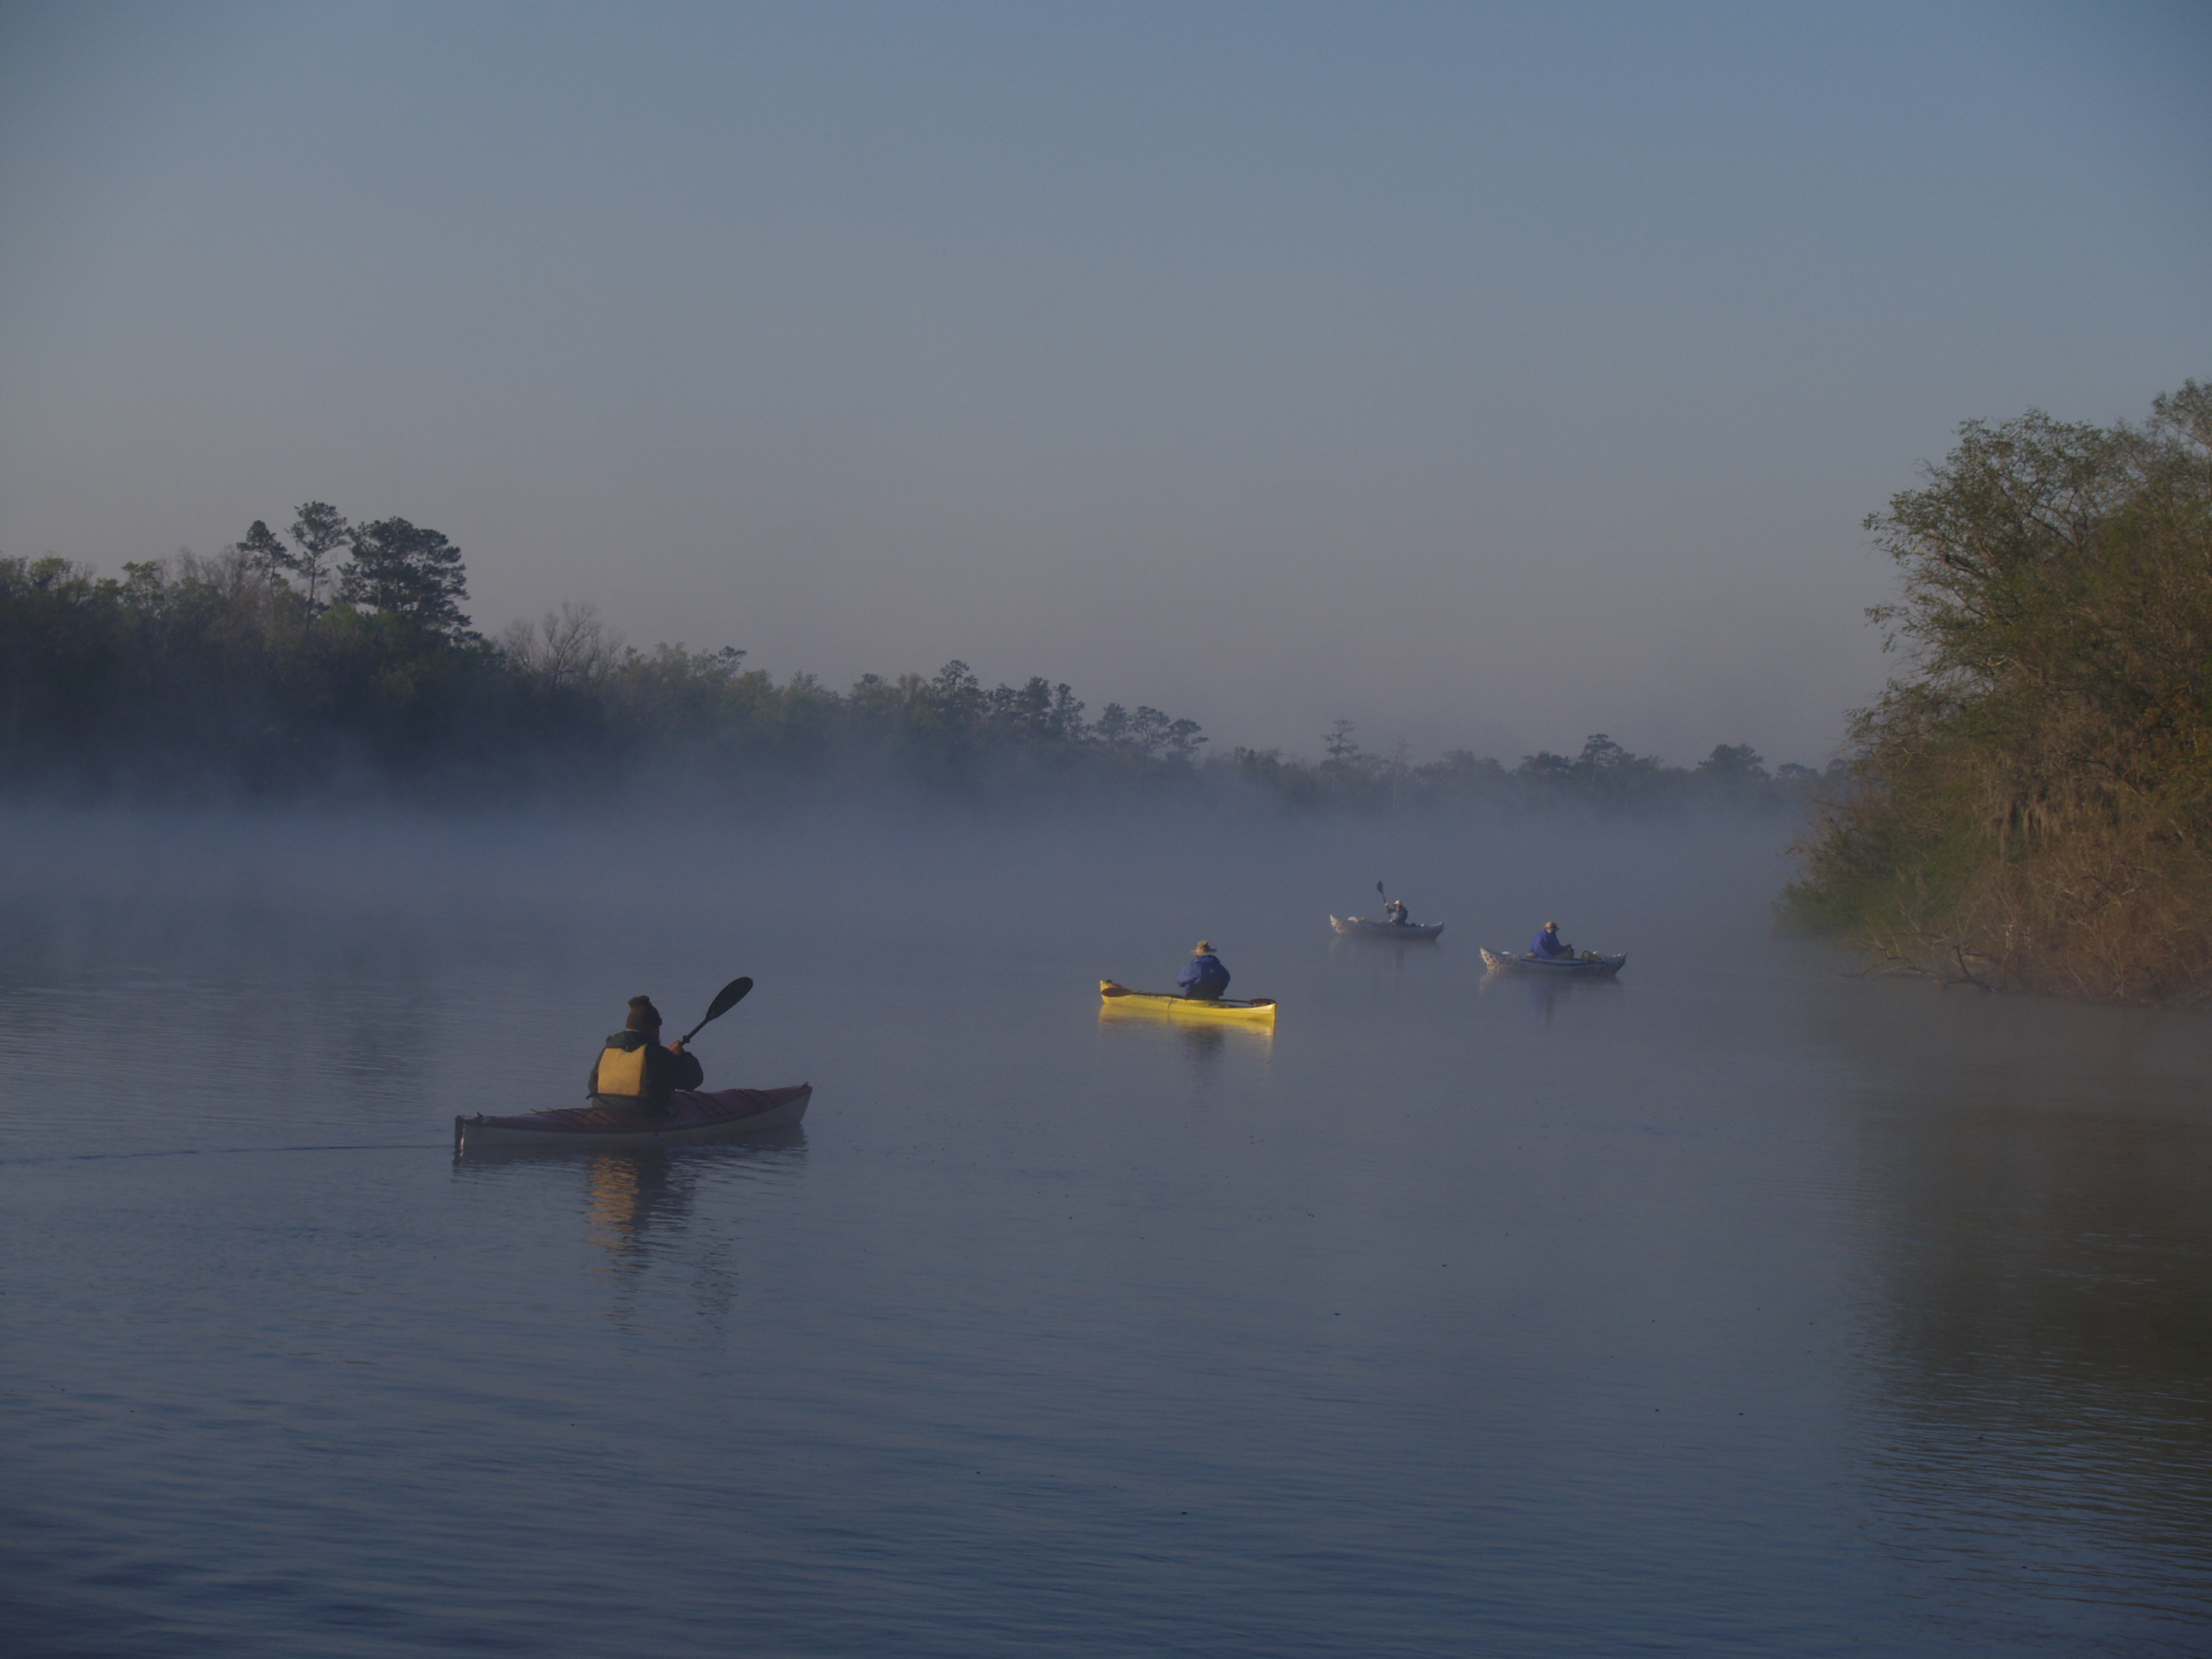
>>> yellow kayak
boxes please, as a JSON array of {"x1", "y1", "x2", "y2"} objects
[{"x1": 1099, "y1": 979, "x2": 1279, "y2": 1024}]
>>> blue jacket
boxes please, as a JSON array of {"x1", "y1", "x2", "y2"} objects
[
  {"x1": 1176, "y1": 953, "x2": 1230, "y2": 994},
  {"x1": 1530, "y1": 930, "x2": 1572, "y2": 958}
]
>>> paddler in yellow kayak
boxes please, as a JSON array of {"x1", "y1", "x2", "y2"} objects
[
  {"x1": 1175, "y1": 941, "x2": 1232, "y2": 1001},
  {"x1": 588, "y1": 995, "x2": 704, "y2": 1116}
]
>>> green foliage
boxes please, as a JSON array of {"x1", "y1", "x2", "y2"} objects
[{"x1": 1787, "y1": 381, "x2": 2212, "y2": 1001}]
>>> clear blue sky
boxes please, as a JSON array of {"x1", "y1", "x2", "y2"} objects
[{"x1": 3, "y1": 1, "x2": 2206, "y2": 767}]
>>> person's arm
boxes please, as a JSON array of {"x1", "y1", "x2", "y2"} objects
[
  {"x1": 642, "y1": 1041, "x2": 703, "y2": 1095},
  {"x1": 668, "y1": 1042, "x2": 705, "y2": 1091}
]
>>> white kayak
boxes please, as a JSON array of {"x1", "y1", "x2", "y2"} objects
[
  {"x1": 1331, "y1": 914, "x2": 1445, "y2": 940},
  {"x1": 1479, "y1": 948, "x2": 1626, "y2": 978}
]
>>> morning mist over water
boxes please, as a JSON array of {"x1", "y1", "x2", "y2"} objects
[{"x1": 3, "y1": 799, "x2": 2208, "y2": 1655}]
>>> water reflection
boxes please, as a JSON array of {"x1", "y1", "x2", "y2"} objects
[
  {"x1": 1096, "y1": 1002, "x2": 1273, "y2": 1093},
  {"x1": 1326, "y1": 933, "x2": 1451, "y2": 990},
  {"x1": 582, "y1": 1148, "x2": 694, "y2": 1267},
  {"x1": 1813, "y1": 995, "x2": 2212, "y2": 1637},
  {"x1": 1476, "y1": 966, "x2": 1624, "y2": 1024},
  {"x1": 453, "y1": 1134, "x2": 807, "y2": 1274},
  {"x1": 1325, "y1": 933, "x2": 1445, "y2": 959},
  {"x1": 1097, "y1": 1005, "x2": 1273, "y2": 1053}
]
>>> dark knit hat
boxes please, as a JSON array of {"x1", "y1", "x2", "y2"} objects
[{"x1": 626, "y1": 995, "x2": 663, "y2": 1032}]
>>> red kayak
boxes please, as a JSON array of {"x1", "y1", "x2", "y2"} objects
[{"x1": 454, "y1": 1084, "x2": 811, "y2": 1154}]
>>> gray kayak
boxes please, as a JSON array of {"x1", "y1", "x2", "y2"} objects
[
  {"x1": 1479, "y1": 948, "x2": 1626, "y2": 977},
  {"x1": 1331, "y1": 914, "x2": 1445, "y2": 939}
]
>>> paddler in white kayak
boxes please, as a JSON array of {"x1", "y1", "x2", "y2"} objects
[
  {"x1": 588, "y1": 995, "x2": 705, "y2": 1116},
  {"x1": 1530, "y1": 921, "x2": 1577, "y2": 960}
]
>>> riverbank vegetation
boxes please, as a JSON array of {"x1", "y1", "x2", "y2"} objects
[
  {"x1": 2, "y1": 500, "x2": 1812, "y2": 814},
  {"x1": 1784, "y1": 382, "x2": 2212, "y2": 1003}
]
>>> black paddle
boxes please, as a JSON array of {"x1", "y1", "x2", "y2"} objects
[{"x1": 679, "y1": 976, "x2": 753, "y2": 1045}]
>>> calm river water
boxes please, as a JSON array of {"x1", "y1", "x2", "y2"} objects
[{"x1": 3, "y1": 803, "x2": 2208, "y2": 1657}]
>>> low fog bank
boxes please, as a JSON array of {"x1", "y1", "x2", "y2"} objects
[
  {"x1": 0, "y1": 727, "x2": 1823, "y2": 830},
  {"x1": 0, "y1": 794, "x2": 1813, "y2": 976},
  {"x1": 2, "y1": 797, "x2": 1828, "y2": 1129}
]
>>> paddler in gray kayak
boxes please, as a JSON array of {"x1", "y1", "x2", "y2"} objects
[{"x1": 588, "y1": 995, "x2": 704, "y2": 1116}]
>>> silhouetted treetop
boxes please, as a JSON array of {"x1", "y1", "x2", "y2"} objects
[{"x1": 341, "y1": 518, "x2": 472, "y2": 640}]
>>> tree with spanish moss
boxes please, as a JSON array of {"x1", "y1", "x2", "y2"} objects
[{"x1": 1785, "y1": 381, "x2": 2212, "y2": 1001}]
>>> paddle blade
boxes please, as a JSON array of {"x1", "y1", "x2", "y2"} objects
[
  {"x1": 703, "y1": 976, "x2": 753, "y2": 1021},
  {"x1": 680, "y1": 976, "x2": 753, "y2": 1043},
  {"x1": 1376, "y1": 880, "x2": 1386, "y2": 897}
]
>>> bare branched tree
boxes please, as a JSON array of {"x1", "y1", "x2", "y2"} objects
[{"x1": 501, "y1": 601, "x2": 625, "y2": 692}]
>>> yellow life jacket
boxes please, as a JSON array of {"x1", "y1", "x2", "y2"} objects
[{"x1": 594, "y1": 1035, "x2": 652, "y2": 1098}]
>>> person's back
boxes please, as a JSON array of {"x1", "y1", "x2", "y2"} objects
[
  {"x1": 1176, "y1": 940, "x2": 1231, "y2": 1000},
  {"x1": 588, "y1": 995, "x2": 704, "y2": 1115}
]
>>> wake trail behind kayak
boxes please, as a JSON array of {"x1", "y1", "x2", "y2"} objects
[{"x1": 0, "y1": 1141, "x2": 450, "y2": 1167}]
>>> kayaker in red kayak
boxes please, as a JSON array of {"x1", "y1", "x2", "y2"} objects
[{"x1": 588, "y1": 995, "x2": 704, "y2": 1116}]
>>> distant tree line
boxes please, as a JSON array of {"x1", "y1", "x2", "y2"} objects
[
  {"x1": 1, "y1": 499, "x2": 1811, "y2": 810},
  {"x1": 1223, "y1": 726, "x2": 1819, "y2": 813},
  {"x1": 1785, "y1": 381, "x2": 2212, "y2": 1003}
]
